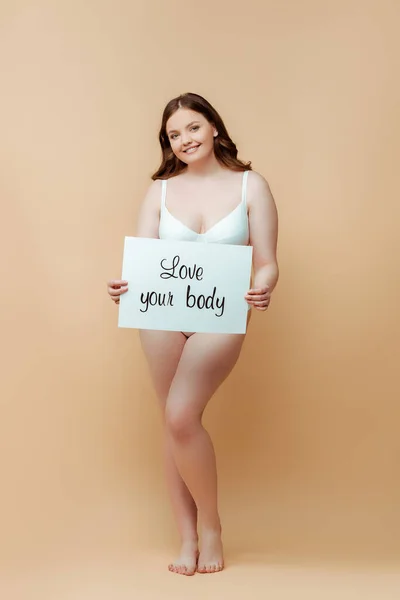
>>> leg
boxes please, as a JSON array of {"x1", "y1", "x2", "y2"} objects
[
  {"x1": 139, "y1": 329, "x2": 199, "y2": 575},
  {"x1": 165, "y1": 331, "x2": 246, "y2": 573}
]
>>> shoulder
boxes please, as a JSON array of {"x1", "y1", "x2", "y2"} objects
[
  {"x1": 142, "y1": 178, "x2": 163, "y2": 207},
  {"x1": 246, "y1": 170, "x2": 274, "y2": 207},
  {"x1": 247, "y1": 170, "x2": 272, "y2": 194},
  {"x1": 147, "y1": 178, "x2": 164, "y2": 193}
]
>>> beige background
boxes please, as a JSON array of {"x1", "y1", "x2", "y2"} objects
[{"x1": 1, "y1": 0, "x2": 399, "y2": 597}]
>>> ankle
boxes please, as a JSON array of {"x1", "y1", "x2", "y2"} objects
[
  {"x1": 181, "y1": 535, "x2": 199, "y2": 546},
  {"x1": 200, "y1": 520, "x2": 222, "y2": 536}
]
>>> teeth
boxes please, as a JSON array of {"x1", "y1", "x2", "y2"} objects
[{"x1": 185, "y1": 146, "x2": 199, "y2": 153}]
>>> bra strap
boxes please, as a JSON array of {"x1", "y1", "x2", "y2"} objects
[
  {"x1": 161, "y1": 179, "x2": 167, "y2": 210},
  {"x1": 242, "y1": 170, "x2": 249, "y2": 206}
]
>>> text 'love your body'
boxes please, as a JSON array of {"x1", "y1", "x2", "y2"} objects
[{"x1": 140, "y1": 255, "x2": 226, "y2": 317}]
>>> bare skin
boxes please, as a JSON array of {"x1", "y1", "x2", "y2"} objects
[
  {"x1": 139, "y1": 329, "x2": 243, "y2": 573},
  {"x1": 138, "y1": 329, "x2": 199, "y2": 574},
  {"x1": 107, "y1": 106, "x2": 279, "y2": 574}
]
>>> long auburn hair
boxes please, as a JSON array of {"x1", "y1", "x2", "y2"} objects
[{"x1": 151, "y1": 92, "x2": 252, "y2": 180}]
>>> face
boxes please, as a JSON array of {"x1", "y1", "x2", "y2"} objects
[{"x1": 166, "y1": 108, "x2": 218, "y2": 164}]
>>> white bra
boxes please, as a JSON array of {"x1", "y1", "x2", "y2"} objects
[{"x1": 158, "y1": 170, "x2": 250, "y2": 245}]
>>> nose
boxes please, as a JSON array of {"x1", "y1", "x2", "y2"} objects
[{"x1": 181, "y1": 132, "x2": 192, "y2": 146}]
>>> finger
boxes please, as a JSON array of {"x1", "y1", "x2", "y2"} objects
[
  {"x1": 245, "y1": 294, "x2": 270, "y2": 303},
  {"x1": 248, "y1": 298, "x2": 270, "y2": 306},
  {"x1": 253, "y1": 300, "x2": 270, "y2": 310},
  {"x1": 108, "y1": 286, "x2": 128, "y2": 297},
  {"x1": 245, "y1": 294, "x2": 268, "y2": 301},
  {"x1": 247, "y1": 287, "x2": 269, "y2": 295},
  {"x1": 253, "y1": 300, "x2": 270, "y2": 307},
  {"x1": 108, "y1": 288, "x2": 122, "y2": 297},
  {"x1": 107, "y1": 280, "x2": 128, "y2": 288}
]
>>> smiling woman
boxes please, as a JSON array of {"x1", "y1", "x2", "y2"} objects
[
  {"x1": 152, "y1": 92, "x2": 251, "y2": 179},
  {"x1": 107, "y1": 91, "x2": 279, "y2": 576}
]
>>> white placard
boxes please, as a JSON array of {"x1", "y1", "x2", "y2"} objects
[{"x1": 118, "y1": 237, "x2": 253, "y2": 334}]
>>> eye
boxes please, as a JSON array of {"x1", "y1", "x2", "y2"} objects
[
  {"x1": 190, "y1": 125, "x2": 199, "y2": 131},
  {"x1": 170, "y1": 133, "x2": 178, "y2": 140}
]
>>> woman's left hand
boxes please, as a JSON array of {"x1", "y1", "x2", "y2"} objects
[{"x1": 245, "y1": 286, "x2": 271, "y2": 311}]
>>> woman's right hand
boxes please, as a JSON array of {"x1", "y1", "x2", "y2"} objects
[{"x1": 107, "y1": 279, "x2": 128, "y2": 305}]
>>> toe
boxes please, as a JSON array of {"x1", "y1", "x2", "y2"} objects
[{"x1": 169, "y1": 561, "x2": 197, "y2": 575}]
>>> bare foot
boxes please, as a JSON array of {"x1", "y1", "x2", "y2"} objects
[
  {"x1": 197, "y1": 528, "x2": 224, "y2": 574},
  {"x1": 168, "y1": 540, "x2": 199, "y2": 576}
]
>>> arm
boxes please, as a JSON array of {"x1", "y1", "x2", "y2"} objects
[
  {"x1": 107, "y1": 179, "x2": 162, "y2": 303},
  {"x1": 245, "y1": 171, "x2": 279, "y2": 310},
  {"x1": 135, "y1": 179, "x2": 163, "y2": 238}
]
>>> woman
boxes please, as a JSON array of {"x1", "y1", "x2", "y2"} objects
[{"x1": 107, "y1": 93, "x2": 279, "y2": 575}]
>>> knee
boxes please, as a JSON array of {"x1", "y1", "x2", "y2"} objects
[{"x1": 165, "y1": 405, "x2": 201, "y2": 443}]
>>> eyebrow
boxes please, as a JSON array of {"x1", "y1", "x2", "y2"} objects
[{"x1": 167, "y1": 121, "x2": 201, "y2": 135}]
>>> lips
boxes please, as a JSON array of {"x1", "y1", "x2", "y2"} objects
[{"x1": 183, "y1": 144, "x2": 201, "y2": 153}]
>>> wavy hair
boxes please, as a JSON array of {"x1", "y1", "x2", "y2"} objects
[{"x1": 151, "y1": 92, "x2": 252, "y2": 180}]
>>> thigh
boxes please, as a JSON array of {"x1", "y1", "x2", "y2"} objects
[
  {"x1": 166, "y1": 331, "x2": 246, "y2": 419},
  {"x1": 139, "y1": 329, "x2": 187, "y2": 407}
]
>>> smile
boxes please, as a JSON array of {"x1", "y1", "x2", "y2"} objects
[{"x1": 183, "y1": 145, "x2": 201, "y2": 154}]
